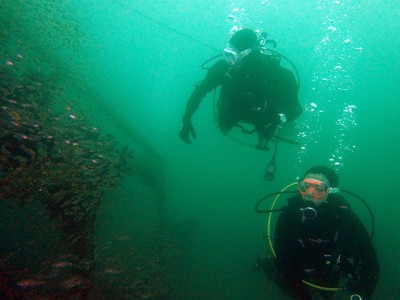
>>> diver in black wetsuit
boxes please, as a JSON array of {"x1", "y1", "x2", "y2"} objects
[
  {"x1": 179, "y1": 28, "x2": 302, "y2": 151},
  {"x1": 266, "y1": 166, "x2": 379, "y2": 300}
]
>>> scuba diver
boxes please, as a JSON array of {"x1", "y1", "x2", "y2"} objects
[
  {"x1": 179, "y1": 28, "x2": 302, "y2": 158},
  {"x1": 256, "y1": 166, "x2": 379, "y2": 300}
]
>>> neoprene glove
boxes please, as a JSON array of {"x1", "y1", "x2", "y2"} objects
[
  {"x1": 179, "y1": 120, "x2": 197, "y2": 144},
  {"x1": 275, "y1": 113, "x2": 287, "y2": 125}
]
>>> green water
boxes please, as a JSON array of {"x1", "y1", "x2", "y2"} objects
[{"x1": 1, "y1": 0, "x2": 399, "y2": 299}]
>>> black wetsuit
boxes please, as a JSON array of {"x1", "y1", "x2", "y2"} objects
[
  {"x1": 182, "y1": 51, "x2": 302, "y2": 141},
  {"x1": 274, "y1": 193, "x2": 379, "y2": 300}
]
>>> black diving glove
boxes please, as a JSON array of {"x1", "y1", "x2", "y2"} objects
[{"x1": 179, "y1": 120, "x2": 197, "y2": 144}]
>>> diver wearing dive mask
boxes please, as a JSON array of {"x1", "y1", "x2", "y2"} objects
[{"x1": 271, "y1": 166, "x2": 379, "y2": 300}]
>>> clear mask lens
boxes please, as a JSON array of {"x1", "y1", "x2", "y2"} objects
[
  {"x1": 298, "y1": 179, "x2": 329, "y2": 199},
  {"x1": 223, "y1": 44, "x2": 252, "y2": 66},
  {"x1": 223, "y1": 45, "x2": 239, "y2": 65}
]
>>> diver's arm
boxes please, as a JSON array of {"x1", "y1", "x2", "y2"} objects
[
  {"x1": 179, "y1": 60, "x2": 226, "y2": 143},
  {"x1": 179, "y1": 85, "x2": 206, "y2": 144},
  {"x1": 182, "y1": 60, "x2": 227, "y2": 123},
  {"x1": 346, "y1": 213, "x2": 379, "y2": 299},
  {"x1": 182, "y1": 83, "x2": 209, "y2": 123},
  {"x1": 275, "y1": 208, "x2": 312, "y2": 299}
]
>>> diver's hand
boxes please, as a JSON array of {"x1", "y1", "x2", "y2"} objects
[
  {"x1": 277, "y1": 113, "x2": 287, "y2": 123},
  {"x1": 179, "y1": 120, "x2": 197, "y2": 144},
  {"x1": 274, "y1": 113, "x2": 287, "y2": 127},
  {"x1": 263, "y1": 114, "x2": 286, "y2": 133}
]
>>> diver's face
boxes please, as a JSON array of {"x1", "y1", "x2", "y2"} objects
[{"x1": 299, "y1": 173, "x2": 330, "y2": 206}]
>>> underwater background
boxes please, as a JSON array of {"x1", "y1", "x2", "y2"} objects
[{"x1": 1, "y1": 0, "x2": 399, "y2": 299}]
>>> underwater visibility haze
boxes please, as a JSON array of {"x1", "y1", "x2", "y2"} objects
[{"x1": 1, "y1": 0, "x2": 400, "y2": 299}]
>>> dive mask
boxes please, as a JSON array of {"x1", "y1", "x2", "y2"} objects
[
  {"x1": 223, "y1": 43, "x2": 252, "y2": 66},
  {"x1": 298, "y1": 179, "x2": 329, "y2": 200}
]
